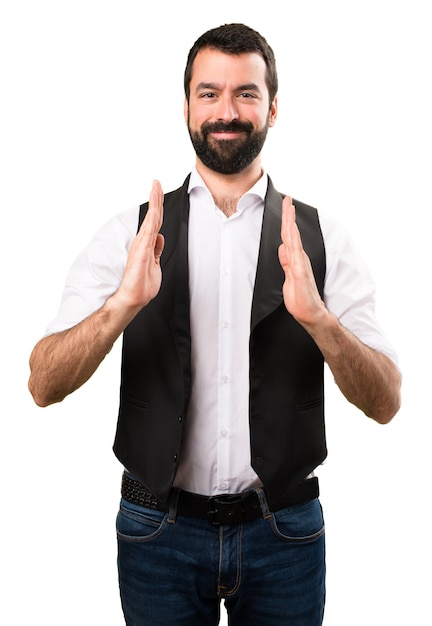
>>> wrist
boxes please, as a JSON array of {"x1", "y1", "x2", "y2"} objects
[
  {"x1": 301, "y1": 307, "x2": 341, "y2": 347},
  {"x1": 103, "y1": 291, "x2": 143, "y2": 333}
]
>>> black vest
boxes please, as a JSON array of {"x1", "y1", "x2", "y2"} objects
[{"x1": 113, "y1": 176, "x2": 327, "y2": 504}]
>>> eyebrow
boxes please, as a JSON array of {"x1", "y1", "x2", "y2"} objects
[{"x1": 195, "y1": 82, "x2": 262, "y2": 94}]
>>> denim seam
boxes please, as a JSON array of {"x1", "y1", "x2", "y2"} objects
[
  {"x1": 217, "y1": 524, "x2": 243, "y2": 598},
  {"x1": 116, "y1": 508, "x2": 168, "y2": 543},
  {"x1": 270, "y1": 518, "x2": 325, "y2": 544}
]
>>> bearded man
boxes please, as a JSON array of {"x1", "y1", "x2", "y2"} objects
[{"x1": 29, "y1": 23, "x2": 401, "y2": 626}]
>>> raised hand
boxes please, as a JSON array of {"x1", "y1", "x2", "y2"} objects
[
  {"x1": 115, "y1": 179, "x2": 165, "y2": 312},
  {"x1": 277, "y1": 196, "x2": 326, "y2": 329},
  {"x1": 28, "y1": 180, "x2": 165, "y2": 406},
  {"x1": 277, "y1": 196, "x2": 401, "y2": 423}
]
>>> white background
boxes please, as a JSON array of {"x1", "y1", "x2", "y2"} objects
[{"x1": 1, "y1": 1, "x2": 431, "y2": 624}]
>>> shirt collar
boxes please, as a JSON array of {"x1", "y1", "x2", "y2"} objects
[{"x1": 188, "y1": 166, "x2": 268, "y2": 204}]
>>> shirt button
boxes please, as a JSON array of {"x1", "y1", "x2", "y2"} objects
[
  {"x1": 222, "y1": 267, "x2": 229, "y2": 276},
  {"x1": 221, "y1": 429, "x2": 229, "y2": 438},
  {"x1": 219, "y1": 482, "x2": 229, "y2": 491},
  {"x1": 221, "y1": 375, "x2": 229, "y2": 384},
  {"x1": 222, "y1": 320, "x2": 229, "y2": 329}
]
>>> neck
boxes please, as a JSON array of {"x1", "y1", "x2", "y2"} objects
[{"x1": 196, "y1": 158, "x2": 263, "y2": 218}]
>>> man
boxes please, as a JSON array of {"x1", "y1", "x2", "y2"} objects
[{"x1": 29, "y1": 23, "x2": 401, "y2": 626}]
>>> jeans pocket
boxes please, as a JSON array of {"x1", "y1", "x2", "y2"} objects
[
  {"x1": 116, "y1": 498, "x2": 168, "y2": 543},
  {"x1": 270, "y1": 498, "x2": 325, "y2": 544}
]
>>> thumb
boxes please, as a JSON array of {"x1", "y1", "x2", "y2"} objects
[{"x1": 154, "y1": 234, "x2": 165, "y2": 263}]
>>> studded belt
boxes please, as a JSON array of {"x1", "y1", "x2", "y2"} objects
[{"x1": 121, "y1": 473, "x2": 319, "y2": 525}]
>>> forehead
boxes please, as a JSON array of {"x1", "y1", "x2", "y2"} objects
[{"x1": 190, "y1": 48, "x2": 268, "y2": 90}]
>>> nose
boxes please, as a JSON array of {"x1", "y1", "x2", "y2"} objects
[{"x1": 215, "y1": 95, "x2": 239, "y2": 122}]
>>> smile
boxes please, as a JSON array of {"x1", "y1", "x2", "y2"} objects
[{"x1": 210, "y1": 131, "x2": 245, "y2": 140}]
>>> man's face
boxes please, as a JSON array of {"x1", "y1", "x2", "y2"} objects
[{"x1": 185, "y1": 48, "x2": 277, "y2": 175}]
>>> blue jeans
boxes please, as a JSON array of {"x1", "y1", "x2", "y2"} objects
[{"x1": 116, "y1": 488, "x2": 325, "y2": 625}]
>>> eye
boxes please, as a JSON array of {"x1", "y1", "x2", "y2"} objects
[
  {"x1": 200, "y1": 92, "x2": 217, "y2": 99},
  {"x1": 237, "y1": 92, "x2": 258, "y2": 100}
]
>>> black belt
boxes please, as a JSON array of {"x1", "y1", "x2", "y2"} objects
[{"x1": 121, "y1": 473, "x2": 319, "y2": 525}]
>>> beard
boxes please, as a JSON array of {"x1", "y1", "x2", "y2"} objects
[{"x1": 187, "y1": 116, "x2": 270, "y2": 175}]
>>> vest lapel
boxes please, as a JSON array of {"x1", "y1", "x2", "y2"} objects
[
  {"x1": 167, "y1": 179, "x2": 191, "y2": 374},
  {"x1": 158, "y1": 176, "x2": 190, "y2": 282},
  {"x1": 158, "y1": 178, "x2": 192, "y2": 398},
  {"x1": 251, "y1": 177, "x2": 285, "y2": 330}
]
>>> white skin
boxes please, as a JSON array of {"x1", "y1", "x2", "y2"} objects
[{"x1": 29, "y1": 48, "x2": 401, "y2": 423}]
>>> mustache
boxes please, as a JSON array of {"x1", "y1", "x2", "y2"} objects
[{"x1": 201, "y1": 120, "x2": 254, "y2": 135}]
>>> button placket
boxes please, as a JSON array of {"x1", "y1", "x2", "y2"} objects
[{"x1": 217, "y1": 220, "x2": 233, "y2": 492}]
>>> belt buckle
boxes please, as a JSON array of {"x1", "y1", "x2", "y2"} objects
[{"x1": 206, "y1": 494, "x2": 245, "y2": 526}]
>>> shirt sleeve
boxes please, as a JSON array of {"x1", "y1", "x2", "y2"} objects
[
  {"x1": 45, "y1": 206, "x2": 139, "y2": 335},
  {"x1": 320, "y1": 213, "x2": 399, "y2": 365}
]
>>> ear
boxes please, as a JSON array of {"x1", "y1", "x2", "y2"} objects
[
  {"x1": 183, "y1": 97, "x2": 189, "y2": 125},
  {"x1": 268, "y1": 95, "x2": 278, "y2": 127}
]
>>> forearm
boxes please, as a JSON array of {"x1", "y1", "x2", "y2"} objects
[
  {"x1": 305, "y1": 311, "x2": 401, "y2": 424},
  {"x1": 278, "y1": 196, "x2": 401, "y2": 422},
  {"x1": 28, "y1": 293, "x2": 140, "y2": 407},
  {"x1": 29, "y1": 181, "x2": 165, "y2": 407}
]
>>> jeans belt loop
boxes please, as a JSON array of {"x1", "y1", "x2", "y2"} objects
[
  {"x1": 255, "y1": 487, "x2": 273, "y2": 520},
  {"x1": 167, "y1": 488, "x2": 180, "y2": 524}
]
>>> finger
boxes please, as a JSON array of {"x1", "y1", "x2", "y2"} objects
[
  {"x1": 149, "y1": 179, "x2": 164, "y2": 231},
  {"x1": 150, "y1": 179, "x2": 163, "y2": 206},
  {"x1": 281, "y1": 196, "x2": 295, "y2": 243},
  {"x1": 139, "y1": 180, "x2": 164, "y2": 237},
  {"x1": 154, "y1": 233, "x2": 165, "y2": 262},
  {"x1": 281, "y1": 196, "x2": 299, "y2": 262},
  {"x1": 283, "y1": 196, "x2": 306, "y2": 256}
]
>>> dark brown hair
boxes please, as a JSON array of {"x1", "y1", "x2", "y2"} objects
[{"x1": 184, "y1": 23, "x2": 278, "y2": 107}]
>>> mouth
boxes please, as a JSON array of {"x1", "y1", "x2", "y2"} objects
[
  {"x1": 209, "y1": 130, "x2": 246, "y2": 140},
  {"x1": 202, "y1": 120, "x2": 253, "y2": 141}
]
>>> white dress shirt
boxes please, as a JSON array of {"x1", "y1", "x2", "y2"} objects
[{"x1": 46, "y1": 169, "x2": 398, "y2": 495}]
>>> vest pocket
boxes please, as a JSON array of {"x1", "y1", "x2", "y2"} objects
[
  {"x1": 120, "y1": 393, "x2": 150, "y2": 410},
  {"x1": 297, "y1": 397, "x2": 322, "y2": 411}
]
